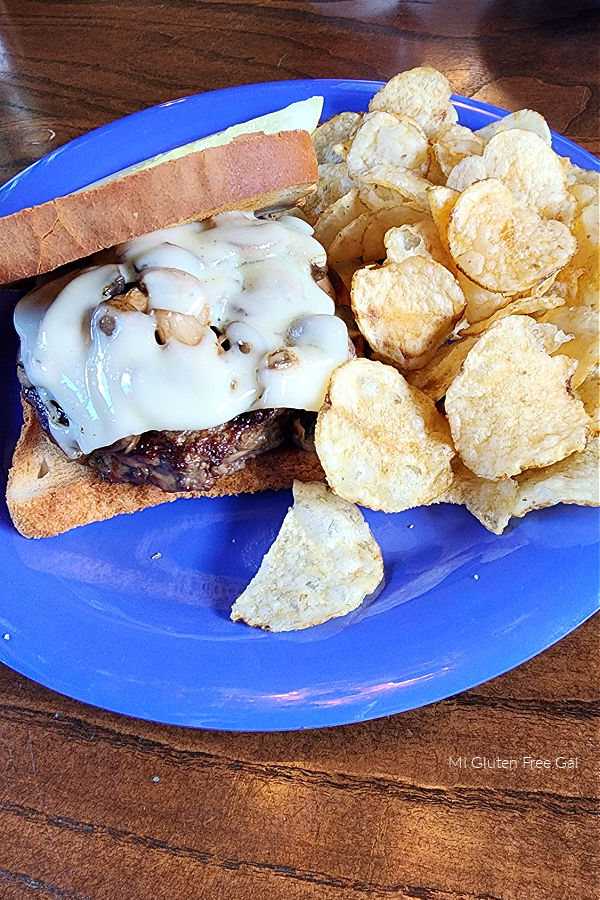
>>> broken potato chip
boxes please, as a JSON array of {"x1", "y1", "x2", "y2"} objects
[
  {"x1": 230, "y1": 481, "x2": 383, "y2": 632},
  {"x1": 315, "y1": 358, "x2": 455, "y2": 512},
  {"x1": 445, "y1": 315, "x2": 589, "y2": 479}
]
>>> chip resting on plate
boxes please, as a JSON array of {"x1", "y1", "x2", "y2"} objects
[
  {"x1": 512, "y1": 436, "x2": 600, "y2": 518},
  {"x1": 447, "y1": 179, "x2": 576, "y2": 294},
  {"x1": 230, "y1": 480, "x2": 383, "y2": 632},
  {"x1": 444, "y1": 315, "x2": 589, "y2": 479},
  {"x1": 436, "y1": 457, "x2": 520, "y2": 535},
  {"x1": 315, "y1": 358, "x2": 455, "y2": 511}
]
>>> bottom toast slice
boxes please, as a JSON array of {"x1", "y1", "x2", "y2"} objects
[{"x1": 6, "y1": 403, "x2": 325, "y2": 538}]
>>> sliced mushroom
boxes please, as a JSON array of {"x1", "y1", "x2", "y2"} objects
[{"x1": 153, "y1": 309, "x2": 209, "y2": 346}]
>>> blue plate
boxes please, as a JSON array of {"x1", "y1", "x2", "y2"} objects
[{"x1": 0, "y1": 80, "x2": 598, "y2": 730}]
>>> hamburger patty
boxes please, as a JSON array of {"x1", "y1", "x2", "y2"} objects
[
  {"x1": 19, "y1": 365, "x2": 312, "y2": 491},
  {"x1": 86, "y1": 408, "x2": 301, "y2": 492}
]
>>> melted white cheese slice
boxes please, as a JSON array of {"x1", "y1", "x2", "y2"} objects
[{"x1": 15, "y1": 211, "x2": 350, "y2": 457}]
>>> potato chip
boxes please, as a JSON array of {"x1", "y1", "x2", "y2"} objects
[
  {"x1": 563, "y1": 160, "x2": 600, "y2": 191},
  {"x1": 230, "y1": 480, "x2": 383, "y2": 632},
  {"x1": 476, "y1": 109, "x2": 552, "y2": 145},
  {"x1": 512, "y1": 436, "x2": 600, "y2": 517},
  {"x1": 315, "y1": 358, "x2": 455, "y2": 511},
  {"x1": 327, "y1": 211, "x2": 371, "y2": 264},
  {"x1": 559, "y1": 198, "x2": 599, "y2": 308},
  {"x1": 312, "y1": 112, "x2": 363, "y2": 164},
  {"x1": 536, "y1": 306, "x2": 600, "y2": 387},
  {"x1": 368, "y1": 66, "x2": 458, "y2": 137},
  {"x1": 302, "y1": 161, "x2": 357, "y2": 225},
  {"x1": 360, "y1": 206, "x2": 426, "y2": 262},
  {"x1": 481, "y1": 129, "x2": 570, "y2": 220},
  {"x1": 460, "y1": 292, "x2": 565, "y2": 337},
  {"x1": 405, "y1": 335, "x2": 479, "y2": 401},
  {"x1": 446, "y1": 155, "x2": 487, "y2": 192},
  {"x1": 425, "y1": 153, "x2": 447, "y2": 187},
  {"x1": 384, "y1": 223, "x2": 432, "y2": 264},
  {"x1": 351, "y1": 256, "x2": 466, "y2": 369},
  {"x1": 576, "y1": 371, "x2": 600, "y2": 436},
  {"x1": 329, "y1": 257, "x2": 364, "y2": 295},
  {"x1": 358, "y1": 182, "x2": 409, "y2": 211},
  {"x1": 436, "y1": 457, "x2": 520, "y2": 535},
  {"x1": 447, "y1": 179, "x2": 576, "y2": 294},
  {"x1": 433, "y1": 123, "x2": 484, "y2": 177},
  {"x1": 313, "y1": 188, "x2": 369, "y2": 251},
  {"x1": 359, "y1": 165, "x2": 431, "y2": 211},
  {"x1": 386, "y1": 218, "x2": 451, "y2": 267},
  {"x1": 445, "y1": 315, "x2": 589, "y2": 479},
  {"x1": 428, "y1": 185, "x2": 459, "y2": 254},
  {"x1": 347, "y1": 112, "x2": 430, "y2": 178}
]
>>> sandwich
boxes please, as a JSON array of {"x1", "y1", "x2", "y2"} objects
[{"x1": 4, "y1": 124, "x2": 352, "y2": 538}]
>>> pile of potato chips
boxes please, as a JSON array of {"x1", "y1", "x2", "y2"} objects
[
  {"x1": 309, "y1": 66, "x2": 599, "y2": 533},
  {"x1": 232, "y1": 66, "x2": 598, "y2": 631}
]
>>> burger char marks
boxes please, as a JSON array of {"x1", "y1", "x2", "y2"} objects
[{"x1": 86, "y1": 409, "x2": 304, "y2": 491}]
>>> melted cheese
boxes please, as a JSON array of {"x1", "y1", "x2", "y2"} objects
[{"x1": 15, "y1": 211, "x2": 350, "y2": 457}]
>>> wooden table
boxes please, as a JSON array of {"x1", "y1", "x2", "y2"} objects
[{"x1": 0, "y1": 3, "x2": 598, "y2": 898}]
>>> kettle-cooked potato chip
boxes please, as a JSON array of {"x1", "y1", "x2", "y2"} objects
[
  {"x1": 312, "y1": 112, "x2": 363, "y2": 164},
  {"x1": 360, "y1": 206, "x2": 426, "y2": 262},
  {"x1": 481, "y1": 129, "x2": 570, "y2": 220},
  {"x1": 406, "y1": 335, "x2": 479, "y2": 401},
  {"x1": 513, "y1": 436, "x2": 600, "y2": 517},
  {"x1": 432, "y1": 123, "x2": 484, "y2": 177},
  {"x1": 445, "y1": 315, "x2": 589, "y2": 479},
  {"x1": 315, "y1": 358, "x2": 455, "y2": 511},
  {"x1": 230, "y1": 481, "x2": 383, "y2": 632},
  {"x1": 384, "y1": 222, "x2": 435, "y2": 264},
  {"x1": 351, "y1": 256, "x2": 466, "y2": 370},
  {"x1": 313, "y1": 188, "x2": 369, "y2": 251},
  {"x1": 446, "y1": 155, "x2": 487, "y2": 192},
  {"x1": 347, "y1": 111, "x2": 430, "y2": 178},
  {"x1": 368, "y1": 66, "x2": 458, "y2": 137},
  {"x1": 536, "y1": 305, "x2": 600, "y2": 387},
  {"x1": 476, "y1": 109, "x2": 552, "y2": 145},
  {"x1": 447, "y1": 179, "x2": 576, "y2": 294},
  {"x1": 435, "y1": 457, "x2": 520, "y2": 535},
  {"x1": 576, "y1": 372, "x2": 600, "y2": 437},
  {"x1": 459, "y1": 292, "x2": 565, "y2": 337},
  {"x1": 359, "y1": 165, "x2": 431, "y2": 211},
  {"x1": 302, "y1": 161, "x2": 357, "y2": 225}
]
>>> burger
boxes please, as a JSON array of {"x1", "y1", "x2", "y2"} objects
[{"x1": 3, "y1": 127, "x2": 352, "y2": 537}]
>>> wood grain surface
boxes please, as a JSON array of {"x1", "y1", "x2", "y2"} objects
[{"x1": 0, "y1": 2, "x2": 598, "y2": 899}]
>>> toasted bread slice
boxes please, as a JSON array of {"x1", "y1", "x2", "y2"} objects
[
  {"x1": 0, "y1": 129, "x2": 317, "y2": 284},
  {"x1": 6, "y1": 403, "x2": 325, "y2": 538}
]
